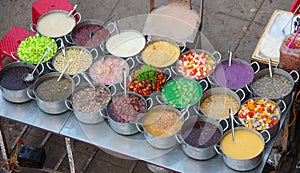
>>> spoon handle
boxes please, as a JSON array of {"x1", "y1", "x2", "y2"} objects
[
  {"x1": 122, "y1": 68, "x2": 127, "y2": 95},
  {"x1": 31, "y1": 46, "x2": 52, "y2": 75},
  {"x1": 268, "y1": 59, "x2": 273, "y2": 78},
  {"x1": 228, "y1": 46, "x2": 232, "y2": 67},
  {"x1": 67, "y1": 4, "x2": 77, "y2": 17},
  {"x1": 90, "y1": 14, "x2": 116, "y2": 38},
  {"x1": 229, "y1": 109, "x2": 235, "y2": 142},
  {"x1": 81, "y1": 72, "x2": 95, "y2": 89},
  {"x1": 57, "y1": 59, "x2": 73, "y2": 82}
]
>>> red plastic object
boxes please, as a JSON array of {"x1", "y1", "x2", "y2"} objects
[
  {"x1": 32, "y1": 0, "x2": 78, "y2": 26},
  {"x1": 290, "y1": 0, "x2": 300, "y2": 14},
  {"x1": 0, "y1": 26, "x2": 34, "y2": 69}
]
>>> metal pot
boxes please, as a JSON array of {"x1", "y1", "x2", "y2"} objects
[
  {"x1": 122, "y1": 64, "x2": 172, "y2": 97},
  {"x1": 172, "y1": 49, "x2": 221, "y2": 80},
  {"x1": 209, "y1": 59, "x2": 260, "y2": 90},
  {"x1": 248, "y1": 68, "x2": 299, "y2": 106},
  {"x1": 65, "y1": 83, "x2": 116, "y2": 124},
  {"x1": 88, "y1": 55, "x2": 134, "y2": 85},
  {"x1": 236, "y1": 97, "x2": 284, "y2": 138},
  {"x1": 137, "y1": 38, "x2": 184, "y2": 68},
  {"x1": 47, "y1": 46, "x2": 98, "y2": 76},
  {"x1": 136, "y1": 105, "x2": 189, "y2": 149},
  {"x1": 27, "y1": 72, "x2": 80, "y2": 114},
  {"x1": 176, "y1": 115, "x2": 228, "y2": 160},
  {"x1": 157, "y1": 77, "x2": 208, "y2": 109},
  {"x1": 198, "y1": 87, "x2": 245, "y2": 120},
  {"x1": 215, "y1": 127, "x2": 270, "y2": 171},
  {"x1": 105, "y1": 29, "x2": 146, "y2": 58},
  {"x1": 103, "y1": 92, "x2": 153, "y2": 135},
  {"x1": 64, "y1": 19, "x2": 116, "y2": 49},
  {"x1": 0, "y1": 61, "x2": 43, "y2": 103},
  {"x1": 31, "y1": 10, "x2": 81, "y2": 39}
]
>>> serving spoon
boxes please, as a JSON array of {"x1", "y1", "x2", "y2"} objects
[
  {"x1": 67, "y1": 4, "x2": 77, "y2": 17},
  {"x1": 122, "y1": 68, "x2": 127, "y2": 95},
  {"x1": 23, "y1": 46, "x2": 52, "y2": 82},
  {"x1": 228, "y1": 46, "x2": 233, "y2": 67},
  {"x1": 268, "y1": 59, "x2": 273, "y2": 78},
  {"x1": 89, "y1": 14, "x2": 116, "y2": 39},
  {"x1": 81, "y1": 72, "x2": 95, "y2": 90},
  {"x1": 229, "y1": 108, "x2": 236, "y2": 142},
  {"x1": 57, "y1": 58, "x2": 73, "y2": 82}
]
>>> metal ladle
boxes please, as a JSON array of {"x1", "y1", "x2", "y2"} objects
[
  {"x1": 23, "y1": 46, "x2": 52, "y2": 82},
  {"x1": 67, "y1": 4, "x2": 77, "y2": 17},
  {"x1": 268, "y1": 59, "x2": 273, "y2": 78},
  {"x1": 229, "y1": 108, "x2": 235, "y2": 142},
  {"x1": 122, "y1": 68, "x2": 127, "y2": 94},
  {"x1": 81, "y1": 72, "x2": 95, "y2": 90},
  {"x1": 89, "y1": 14, "x2": 116, "y2": 39},
  {"x1": 228, "y1": 46, "x2": 233, "y2": 67},
  {"x1": 57, "y1": 58, "x2": 73, "y2": 82}
]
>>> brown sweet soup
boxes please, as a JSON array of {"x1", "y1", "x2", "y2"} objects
[
  {"x1": 107, "y1": 93, "x2": 146, "y2": 123},
  {"x1": 35, "y1": 76, "x2": 73, "y2": 102},
  {"x1": 72, "y1": 85, "x2": 111, "y2": 113},
  {"x1": 143, "y1": 108, "x2": 183, "y2": 137},
  {"x1": 72, "y1": 24, "x2": 110, "y2": 48}
]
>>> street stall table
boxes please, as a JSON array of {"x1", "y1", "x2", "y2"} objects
[
  {"x1": 0, "y1": 13, "x2": 296, "y2": 173},
  {"x1": 0, "y1": 88, "x2": 294, "y2": 173}
]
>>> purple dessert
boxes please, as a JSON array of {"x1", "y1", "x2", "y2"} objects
[{"x1": 214, "y1": 60, "x2": 254, "y2": 90}]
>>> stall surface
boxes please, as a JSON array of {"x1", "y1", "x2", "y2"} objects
[{"x1": 0, "y1": 0, "x2": 298, "y2": 173}]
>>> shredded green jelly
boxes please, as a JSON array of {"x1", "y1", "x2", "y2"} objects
[{"x1": 162, "y1": 78, "x2": 203, "y2": 108}]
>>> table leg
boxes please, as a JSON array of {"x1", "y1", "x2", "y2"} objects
[
  {"x1": 65, "y1": 137, "x2": 75, "y2": 173},
  {"x1": 0, "y1": 123, "x2": 10, "y2": 172}
]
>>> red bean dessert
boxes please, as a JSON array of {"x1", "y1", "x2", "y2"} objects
[
  {"x1": 0, "y1": 66, "x2": 38, "y2": 90},
  {"x1": 182, "y1": 121, "x2": 222, "y2": 148},
  {"x1": 107, "y1": 93, "x2": 146, "y2": 123},
  {"x1": 72, "y1": 24, "x2": 110, "y2": 48}
]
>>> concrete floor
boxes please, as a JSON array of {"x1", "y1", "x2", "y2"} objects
[{"x1": 0, "y1": 0, "x2": 299, "y2": 172}]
